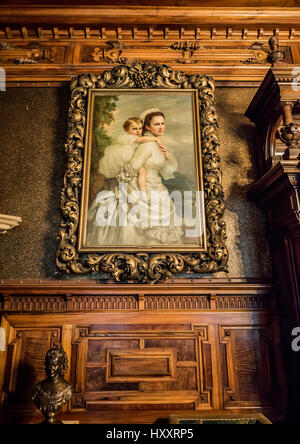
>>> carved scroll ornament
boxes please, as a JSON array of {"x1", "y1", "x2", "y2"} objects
[
  {"x1": 241, "y1": 36, "x2": 286, "y2": 66},
  {"x1": 56, "y1": 62, "x2": 228, "y2": 283},
  {"x1": 0, "y1": 41, "x2": 57, "y2": 64}
]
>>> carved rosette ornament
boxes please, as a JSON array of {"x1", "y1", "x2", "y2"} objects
[{"x1": 56, "y1": 62, "x2": 228, "y2": 283}]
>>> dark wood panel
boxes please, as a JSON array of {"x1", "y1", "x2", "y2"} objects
[
  {"x1": 138, "y1": 367, "x2": 197, "y2": 392},
  {"x1": 87, "y1": 339, "x2": 139, "y2": 363},
  {"x1": 220, "y1": 326, "x2": 276, "y2": 407},
  {"x1": 3, "y1": 328, "x2": 61, "y2": 407},
  {"x1": 90, "y1": 324, "x2": 190, "y2": 332},
  {"x1": 112, "y1": 358, "x2": 170, "y2": 377},
  {"x1": 144, "y1": 339, "x2": 196, "y2": 362},
  {"x1": 86, "y1": 402, "x2": 195, "y2": 411},
  {"x1": 202, "y1": 343, "x2": 213, "y2": 391},
  {"x1": 85, "y1": 367, "x2": 139, "y2": 392},
  {"x1": 247, "y1": 76, "x2": 300, "y2": 420},
  {"x1": 107, "y1": 348, "x2": 177, "y2": 381},
  {"x1": 167, "y1": 367, "x2": 197, "y2": 391}
]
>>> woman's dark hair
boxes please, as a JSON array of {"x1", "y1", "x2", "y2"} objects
[{"x1": 142, "y1": 111, "x2": 165, "y2": 135}]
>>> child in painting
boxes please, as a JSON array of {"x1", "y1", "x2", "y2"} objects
[
  {"x1": 122, "y1": 118, "x2": 147, "y2": 191},
  {"x1": 86, "y1": 117, "x2": 167, "y2": 246},
  {"x1": 98, "y1": 117, "x2": 166, "y2": 190}
]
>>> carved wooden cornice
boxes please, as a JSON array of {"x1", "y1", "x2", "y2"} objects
[
  {"x1": 0, "y1": 6, "x2": 300, "y2": 85},
  {"x1": 0, "y1": 278, "x2": 273, "y2": 293},
  {"x1": 1, "y1": 6, "x2": 300, "y2": 26},
  {"x1": 0, "y1": 280, "x2": 276, "y2": 313},
  {"x1": 1, "y1": 293, "x2": 275, "y2": 312}
]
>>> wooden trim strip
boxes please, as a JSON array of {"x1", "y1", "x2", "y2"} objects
[{"x1": 1, "y1": 7, "x2": 300, "y2": 26}]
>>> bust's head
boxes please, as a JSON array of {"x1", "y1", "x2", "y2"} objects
[{"x1": 45, "y1": 344, "x2": 68, "y2": 380}]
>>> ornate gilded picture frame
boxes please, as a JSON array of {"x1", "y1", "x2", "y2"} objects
[{"x1": 56, "y1": 62, "x2": 228, "y2": 283}]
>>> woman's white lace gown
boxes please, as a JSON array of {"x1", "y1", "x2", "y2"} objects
[{"x1": 86, "y1": 137, "x2": 183, "y2": 246}]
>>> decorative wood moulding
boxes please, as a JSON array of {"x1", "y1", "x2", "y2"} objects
[
  {"x1": 245, "y1": 66, "x2": 300, "y2": 175},
  {"x1": 0, "y1": 44, "x2": 290, "y2": 66},
  {"x1": 0, "y1": 277, "x2": 274, "y2": 288},
  {"x1": 1, "y1": 294, "x2": 274, "y2": 312},
  {"x1": 106, "y1": 348, "x2": 177, "y2": 382},
  {"x1": 0, "y1": 282, "x2": 276, "y2": 312},
  {"x1": 1, "y1": 6, "x2": 300, "y2": 26},
  {"x1": 0, "y1": 8, "x2": 300, "y2": 85},
  {"x1": 1, "y1": 26, "x2": 300, "y2": 43}
]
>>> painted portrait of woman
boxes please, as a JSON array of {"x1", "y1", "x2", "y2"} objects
[{"x1": 80, "y1": 90, "x2": 205, "y2": 251}]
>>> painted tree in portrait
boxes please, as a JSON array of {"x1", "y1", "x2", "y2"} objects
[{"x1": 89, "y1": 94, "x2": 119, "y2": 204}]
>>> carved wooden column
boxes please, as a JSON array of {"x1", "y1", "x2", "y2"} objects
[
  {"x1": 279, "y1": 101, "x2": 300, "y2": 160},
  {"x1": 246, "y1": 67, "x2": 300, "y2": 422}
]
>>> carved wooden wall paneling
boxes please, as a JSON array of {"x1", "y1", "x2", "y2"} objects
[
  {"x1": 0, "y1": 4, "x2": 295, "y2": 422},
  {"x1": 70, "y1": 325, "x2": 209, "y2": 411},
  {"x1": 2, "y1": 327, "x2": 61, "y2": 408},
  {"x1": 0, "y1": 38, "x2": 296, "y2": 85},
  {"x1": 220, "y1": 326, "x2": 276, "y2": 407}
]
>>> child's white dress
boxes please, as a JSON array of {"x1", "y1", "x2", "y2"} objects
[
  {"x1": 86, "y1": 133, "x2": 141, "y2": 246},
  {"x1": 86, "y1": 133, "x2": 183, "y2": 247}
]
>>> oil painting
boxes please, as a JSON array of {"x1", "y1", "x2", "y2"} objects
[
  {"x1": 57, "y1": 63, "x2": 228, "y2": 282},
  {"x1": 78, "y1": 90, "x2": 206, "y2": 252}
]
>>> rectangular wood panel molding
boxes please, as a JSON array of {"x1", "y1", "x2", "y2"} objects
[{"x1": 106, "y1": 348, "x2": 177, "y2": 382}]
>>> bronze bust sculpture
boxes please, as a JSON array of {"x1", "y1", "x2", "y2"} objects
[{"x1": 32, "y1": 344, "x2": 72, "y2": 424}]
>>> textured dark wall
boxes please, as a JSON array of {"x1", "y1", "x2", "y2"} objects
[
  {"x1": 215, "y1": 88, "x2": 272, "y2": 279},
  {"x1": 0, "y1": 87, "x2": 272, "y2": 280},
  {"x1": 0, "y1": 88, "x2": 69, "y2": 279}
]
